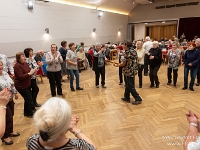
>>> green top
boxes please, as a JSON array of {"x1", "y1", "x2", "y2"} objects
[{"x1": 76, "y1": 45, "x2": 84, "y2": 52}]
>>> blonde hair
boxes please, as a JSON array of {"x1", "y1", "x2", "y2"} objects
[{"x1": 33, "y1": 97, "x2": 72, "y2": 142}]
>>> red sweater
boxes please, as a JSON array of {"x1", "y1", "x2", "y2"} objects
[{"x1": 14, "y1": 62, "x2": 31, "y2": 89}]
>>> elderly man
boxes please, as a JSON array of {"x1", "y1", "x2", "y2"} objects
[
  {"x1": 136, "y1": 41, "x2": 145, "y2": 88},
  {"x1": 93, "y1": 43, "x2": 108, "y2": 88},
  {"x1": 195, "y1": 38, "x2": 200, "y2": 86},
  {"x1": 0, "y1": 53, "x2": 14, "y2": 76},
  {"x1": 104, "y1": 44, "x2": 110, "y2": 60},
  {"x1": 114, "y1": 41, "x2": 142, "y2": 105},
  {"x1": 143, "y1": 36, "x2": 153, "y2": 76},
  {"x1": 148, "y1": 41, "x2": 162, "y2": 88}
]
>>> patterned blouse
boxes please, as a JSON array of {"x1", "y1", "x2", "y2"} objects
[
  {"x1": 26, "y1": 134, "x2": 96, "y2": 150},
  {"x1": 26, "y1": 58, "x2": 39, "y2": 79},
  {"x1": 167, "y1": 49, "x2": 181, "y2": 70},
  {"x1": 0, "y1": 71, "x2": 17, "y2": 101},
  {"x1": 121, "y1": 48, "x2": 138, "y2": 77}
]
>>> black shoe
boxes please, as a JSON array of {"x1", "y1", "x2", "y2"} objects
[
  {"x1": 9, "y1": 132, "x2": 20, "y2": 137},
  {"x1": 189, "y1": 87, "x2": 194, "y2": 91},
  {"x1": 24, "y1": 115, "x2": 33, "y2": 118},
  {"x1": 174, "y1": 84, "x2": 176, "y2": 87},
  {"x1": 2, "y1": 139, "x2": 14, "y2": 145},
  {"x1": 121, "y1": 97, "x2": 130, "y2": 103},
  {"x1": 52, "y1": 95, "x2": 56, "y2": 97},
  {"x1": 156, "y1": 83, "x2": 160, "y2": 88},
  {"x1": 139, "y1": 86, "x2": 142, "y2": 88},
  {"x1": 144, "y1": 73, "x2": 148, "y2": 76},
  {"x1": 167, "y1": 82, "x2": 171, "y2": 85},
  {"x1": 34, "y1": 103, "x2": 41, "y2": 107},
  {"x1": 196, "y1": 83, "x2": 199, "y2": 86},
  {"x1": 150, "y1": 85, "x2": 154, "y2": 88},
  {"x1": 76, "y1": 87, "x2": 83, "y2": 90},
  {"x1": 102, "y1": 85, "x2": 107, "y2": 88},
  {"x1": 119, "y1": 82, "x2": 123, "y2": 85},
  {"x1": 79, "y1": 70, "x2": 81, "y2": 73},
  {"x1": 182, "y1": 87, "x2": 187, "y2": 90},
  {"x1": 132, "y1": 101, "x2": 142, "y2": 105},
  {"x1": 71, "y1": 88, "x2": 75, "y2": 91}
]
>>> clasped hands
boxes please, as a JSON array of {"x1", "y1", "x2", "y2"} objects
[{"x1": 186, "y1": 110, "x2": 200, "y2": 132}]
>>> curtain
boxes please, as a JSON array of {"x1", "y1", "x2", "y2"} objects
[
  {"x1": 178, "y1": 17, "x2": 200, "y2": 41},
  {"x1": 149, "y1": 24, "x2": 177, "y2": 41}
]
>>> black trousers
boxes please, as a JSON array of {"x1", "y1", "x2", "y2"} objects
[
  {"x1": 124, "y1": 76, "x2": 142, "y2": 101},
  {"x1": 149, "y1": 65, "x2": 160, "y2": 85},
  {"x1": 144, "y1": 54, "x2": 149, "y2": 75},
  {"x1": 2, "y1": 100, "x2": 14, "y2": 139},
  {"x1": 138, "y1": 65, "x2": 144, "y2": 86},
  {"x1": 196, "y1": 64, "x2": 200, "y2": 83},
  {"x1": 17, "y1": 87, "x2": 35, "y2": 116},
  {"x1": 31, "y1": 79, "x2": 39, "y2": 104},
  {"x1": 167, "y1": 68, "x2": 178, "y2": 85},
  {"x1": 95, "y1": 66, "x2": 105, "y2": 86},
  {"x1": 119, "y1": 67, "x2": 123, "y2": 83},
  {"x1": 47, "y1": 71, "x2": 62, "y2": 96}
]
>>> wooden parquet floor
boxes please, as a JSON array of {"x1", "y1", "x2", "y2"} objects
[{"x1": 1, "y1": 63, "x2": 200, "y2": 150}]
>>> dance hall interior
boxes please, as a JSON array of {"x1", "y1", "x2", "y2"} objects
[{"x1": 1, "y1": 0, "x2": 200, "y2": 150}]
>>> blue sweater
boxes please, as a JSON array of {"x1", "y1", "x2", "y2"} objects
[{"x1": 183, "y1": 49, "x2": 200, "y2": 68}]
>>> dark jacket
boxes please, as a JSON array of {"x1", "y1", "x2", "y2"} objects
[
  {"x1": 59, "y1": 47, "x2": 68, "y2": 61},
  {"x1": 148, "y1": 47, "x2": 162, "y2": 66},
  {"x1": 92, "y1": 49, "x2": 105, "y2": 73},
  {"x1": 183, "y1": 49, "x2": 200, "y2": 68}
]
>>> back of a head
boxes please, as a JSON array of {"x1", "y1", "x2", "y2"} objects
[
  {"x1": 145, "y1": 36, "x2": 151, "y2": 41},
  {"x1": 33, "y1": 97, "x2": 72, "y2": 142},
  {"x1": 124, "y1": 40, "x2": 132, "y2": 48}
]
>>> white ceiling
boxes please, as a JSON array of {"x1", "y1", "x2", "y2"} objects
[{"x1": 47, "y1": 0, "x2": 182, "y2": 15}]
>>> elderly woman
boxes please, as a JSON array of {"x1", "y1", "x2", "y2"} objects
[
  {"x1": 148, "y1": 41, "x2": 162, "y2": 88},
  {"x1": 136, "y1": 41, "x2": 145, "y2": 88},
  {"x1": 26, "y1": 97, "x2": 96, "y2": 149},
  {"x1": 182, "y1": 43, "x2": 200, "y2": 91},
  {"x1": 14, "y1": 52, "x2": 36, "y2": 117},
  {"x1": 77, "y1": 47, "x2": 88, "y2": 71},
  {"x1": 24, "y1": 48, "x2": 41, "y2": 107},
  {"x1": 66, "y1": 43, "x2": 83, "y2": 91},
  {"x1": 0, "y1": 89, "x2": 10, "y2": 139},
  {"x1": 59, "y1": 41, "x2": 68, "y2": 80},
  {"x1": 166, "y1": 42, "x2": 181, "y2": 87},
  {"x1": 0, "y1": 61, "x2": 20, "y2": 145},
  {"x1": 46, "y1": 44, "x2": 63, "y2": 97}
]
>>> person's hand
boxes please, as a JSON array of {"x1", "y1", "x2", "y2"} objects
[
  {"x1": 150, "y1": 56, "x2": 154, "y2": 60},
  {"x1": 188, "y1": 63, "x2": 192, "y2": 66},
  {"x1": 194, "y1": 113, "x2": 200, "y2": 132},
  {"x1": 74, "y1": 63, "x2": 78, "y2": 66},
  {"x1": 186, "y1": 110, "x2": 198, "y2": 124},
  {"x1": 15, "y1": 94, "x2": 18, "y2": 100},
  {"x1": 147, "y1": 53, "x2": 150, "y2": 56},
  {"x1": 68, "y1": 115, "x2": 80, "y2": 133},
  {"x1": 113, "y1": 63, "x2": 119, "y2": 67},
  {"x1": 0, "y1": 88, "x2": 11, "y2": 107},
  {"x1": 29, "y1": 68, "x2": 37, "y2": 75}
]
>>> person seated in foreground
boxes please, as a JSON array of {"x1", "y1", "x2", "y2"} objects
[
  {"x1": 26, "y1": 97, "x2": 96, "y2": 150},
  {"x1": 185, "y1": 110, "x2": 200, "y2": 150}
]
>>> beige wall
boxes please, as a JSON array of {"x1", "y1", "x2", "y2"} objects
[
  {"x1": 129, "y1": 0, "x2": 200, "y2": 23},
  {"x1": 0, "y1": 1, "x2": 128, "y2": 57}
]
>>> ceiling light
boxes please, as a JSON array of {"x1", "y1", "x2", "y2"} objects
[
  {"x1": 145, "y1": 23, "x2": 148, "y2": 24},
  {"x1": 162, "y1": 21, "x2": 166, "y2": 23},
  {"x1": 98, "y1": 11, "x2": 103, "y2": 17},
  {"x1": 27, "y1": 0, "x2": 34, "y2": 9},
  {"x1": 133, "y1": 2, "x2": 135, "y2": 4}
]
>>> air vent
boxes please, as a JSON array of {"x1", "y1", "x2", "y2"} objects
[
  {"x1": 155, "y1": 1, "x2": 199, "y2": 9},
  {"x1": 166, "y1": 4, "x2": 175, "y2": 8},
  {"x1": 188, "y1": 2, "x2": 199, "y2": 5},
  {"x1": 176, "y1": 3, "x2": 187, "y2": 7},
  {"x1": 156, "y1": 6, "x2": 165, "y2": 9}
]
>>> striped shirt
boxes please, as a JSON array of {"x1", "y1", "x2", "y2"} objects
[
  {"x1": 26, "y1": 58, "x2": 39, "y2": 79},
  {"x1": 26, "y1": 134, "x2": 96, "y2": 150}
]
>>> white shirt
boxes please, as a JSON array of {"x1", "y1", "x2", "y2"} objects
[
  {"x1": 0, "y1": 54, "x2": 14, "y2": 75},
  {"x1": 136, "y1": 47, "x2": 145, "y2": 65},
  {"x1": 188, "y1": 136, "x2": 200, "y2": 150},
  {"x1": 143, "y1": 41, "x2": 153, "y2": 54}
]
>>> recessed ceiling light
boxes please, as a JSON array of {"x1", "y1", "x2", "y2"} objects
[
  {"x1": 150, "y1": 1, "x2": 152, "y2": 3},
  {"x1": 145, "y1": 23, "x2": 148, "y2": 24},
  {"x1": 162, "y1": 21, "x2": 166, "y2": 23}
]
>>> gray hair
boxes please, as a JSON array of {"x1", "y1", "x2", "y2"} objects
[
  {"x1": 33, "y1": 97, "x2": 72, "y2": 142},
  {"x1": 196, "y1": 38, "x2": 200, "y2": 42},
  {"x1": 145, "y1": 36, "x2": 151, "y2": 41},
  {"x1": 96, "y1": 42, "x2": 101, "y2": 46},
  {"x1": 152, "y1": 41, "x2": 159, "y2": 45}
]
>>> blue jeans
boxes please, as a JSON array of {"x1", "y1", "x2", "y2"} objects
[
  {"x1": 124, "y1": 76, "x2": 142, "y2": 101},
  {"x1": 68, "y1": 70, "x2": 80, "y2": 89},
  {"x1": 184, "y1": 67, "x2": 198, "y2": 88}
]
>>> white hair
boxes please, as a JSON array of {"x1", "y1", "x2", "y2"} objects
[
  {"x1": 33, "y1": 97, "x2": 72, "y2": 142},
  {"x1": 145, "y1": 36, "x2": 151, "y2": 41},
  {"x1": 96, "y1": 42, "x2": 101, "y2": 46},
  {"x1": 152, "y1": 41, "x2": 159, "y2": 45},
  {"x1": 196, "y1": 38, "x2": 200, "y2": 42}
]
